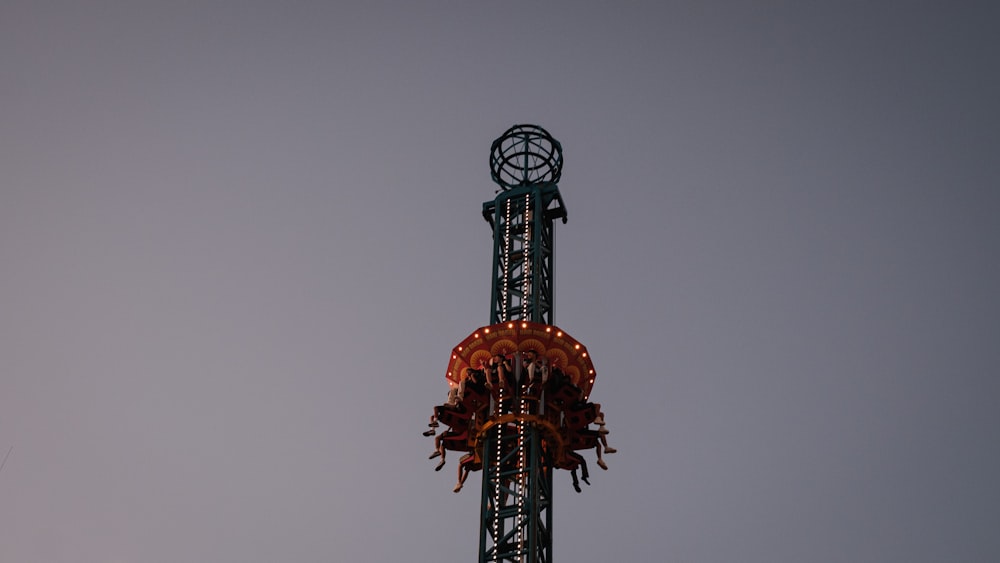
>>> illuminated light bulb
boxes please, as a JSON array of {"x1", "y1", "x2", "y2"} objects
[
  {"x1": 458, "y1": 346, "x2": 463, "y2": 351},
  {"x1": 474, "y1": 333, "x2": 479, "y2": 338},
  {"x1": 508, "y1": 322, "x2": 514, "y2": 329},
  {"x1": 521, "y1": 322, "x2": 527, "y2": 328},
  {"x1": 452, "y1": 354, "x2": 457, "y2": 359},
  {"x1": 485, "y1": 328, "x2": 490, "y2": 334},
  {"x1": 589, "y1": 369, "x2": 595, "y2": 374},
  {"x1": 545, "y1": 327, "x2": 551, "y2": 333},
  {"x1": 556, "y1": 331, "x2": 563, "y2": 337},
  {"x1": 582, "y1": 352, "x2": 588, "y2": 357},
  {"x1": 574, "y1": 344, "x2": 581, "y2": 350}
]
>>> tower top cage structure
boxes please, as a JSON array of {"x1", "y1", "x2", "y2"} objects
[{"x1": 424, "y1": 125, "x2": 614, "y2": 563}]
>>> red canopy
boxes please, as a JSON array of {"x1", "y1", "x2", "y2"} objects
[{"x1": 446, "y1": 321, "x2": 598, "y2": 400}]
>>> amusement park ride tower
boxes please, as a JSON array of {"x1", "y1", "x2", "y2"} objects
[{"x1": 428, "y1": 125, "x2": 612, "y2": 563}]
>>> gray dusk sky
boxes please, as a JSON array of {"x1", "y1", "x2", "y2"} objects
[{"x1": 2, "y1": 2, "x2": 999, "y2": 562}]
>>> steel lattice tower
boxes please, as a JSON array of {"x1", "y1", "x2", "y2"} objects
[
  {"x1": 430, "y1": 125, "x2": 609, "y2": 563},
  {"x1": 479, "y1": 125, "x2": 565, "y2": 563}
]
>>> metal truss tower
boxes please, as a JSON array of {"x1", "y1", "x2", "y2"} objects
[
  {"x1": 429, "y1": 125, "x2": 608, "y2": 563},
  {"x1": 479, "y1": 125, "x2": 566, "y2": 563}
]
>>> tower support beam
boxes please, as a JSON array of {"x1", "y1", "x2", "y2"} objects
[{"x1": 478, "y1": 126, "x2": 566, "y2": 563}]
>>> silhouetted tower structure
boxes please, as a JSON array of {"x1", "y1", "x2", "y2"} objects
[
  {"x1": 480, "y1": 125, "x2": 564, "y2": 563},
  {"x1": 430, "y1": 125, "x2": 610, "y2": 563}
]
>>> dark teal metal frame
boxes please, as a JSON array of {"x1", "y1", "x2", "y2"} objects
[
  {"x1": 482, "y1": 184, "x2": 567, "y2": 326},
  {"x1": 479, "y1": 422, "x2": 553, "y2": 563},
  {"x1": 478, "y1": 182, "x2": 567, "y2": 563}
]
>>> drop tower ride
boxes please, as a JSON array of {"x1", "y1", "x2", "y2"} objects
[{"x1": 428, "y1": 125, "x2": 612, "y2": 563}]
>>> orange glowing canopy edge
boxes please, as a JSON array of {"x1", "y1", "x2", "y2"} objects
[{"x1": 446, "y1": 321, "x2": 597, "y2": 399}]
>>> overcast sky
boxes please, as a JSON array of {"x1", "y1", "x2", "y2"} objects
[{"x1": 2, "y1": 2, "x2": 999, "y2": 562}]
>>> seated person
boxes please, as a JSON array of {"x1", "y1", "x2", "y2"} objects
[
  {"x1": 429, "y1": 427, "x2": 470, "y2": 471},
  {"x1": 555, "y1": 449, "x2": 591, "y2": 493},
  {"x1": 453, "y1": 451, "x2": 483, "y2": 493},
  {"x1": 487, "y1": 354, "x2": 514, "y2": 390},
  {"x1": 487, "y1": 354, "x2": 515, "y2": 412},
  {"x1": 434, "y1": 400, "x2": 471, "y2": 431},
  {"x1": 545, "y1": 367, "x2": 581, "y2": 410},
  {"x1": 563, "y1": 401, "x2": 600, "y2": 429},
  {"x1": 593, "y1": 412, "x2": 616, "y2": 454},
  {"x1": 459, "y1": 368, "x2": 490, "y2": 411},
  {"x1": 562, "y1": 427, "x2": 611, "y2": 471},
  {"x1": 521, "y1": 350, "x2": 548, "y2": 399},
  {"x1": 422, "y1": 387, "x2": 462, "y2": 436}
]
